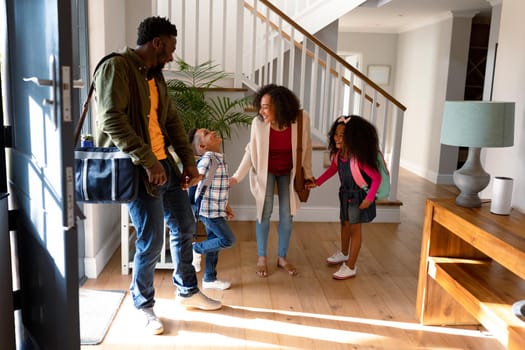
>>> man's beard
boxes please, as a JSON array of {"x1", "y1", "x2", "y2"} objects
[{"x1": 148, "y1": 64, "x2": 164, "y2": 79}]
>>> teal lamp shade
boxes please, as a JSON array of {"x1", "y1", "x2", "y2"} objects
[
  {"x1": 441, "y1": 101, "x2": 515, "y2": 148},
  {"x1": 440, "y1": 101, "x2": 515, "y2": 208}
]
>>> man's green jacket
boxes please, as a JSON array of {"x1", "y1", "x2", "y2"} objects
[{"x1": 93, "y1": 47, "x2": 195, "y2": 178}]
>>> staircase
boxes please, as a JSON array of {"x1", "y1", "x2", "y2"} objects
[{"x1": 156, "y1": 0, "x2": 406, "y2": 222}]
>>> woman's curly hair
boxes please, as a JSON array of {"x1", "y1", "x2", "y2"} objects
[{"x1": 253, "y1": 84, "x2": 300, "y2": 129}]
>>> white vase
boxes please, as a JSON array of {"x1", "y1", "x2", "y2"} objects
[{"x1": 490, "y1": 176, "x2": 513, "y2": 215}]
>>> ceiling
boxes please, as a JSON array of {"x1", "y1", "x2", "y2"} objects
[{"x1": 338, "y1": 0, "x2": 493, "y2": 33}]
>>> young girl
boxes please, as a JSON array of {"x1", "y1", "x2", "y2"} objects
[{"x1": 307, "y1": 115, "x2": 381, "y2": 279}]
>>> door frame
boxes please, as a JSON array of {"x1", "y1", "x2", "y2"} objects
[{"x1": 1, "y1": 0, "x2": 89, "y2": 348}]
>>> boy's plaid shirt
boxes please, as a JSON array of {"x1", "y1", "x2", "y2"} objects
[{"x1": 197, "y1": 151, "x2": 229, "y2": 218}]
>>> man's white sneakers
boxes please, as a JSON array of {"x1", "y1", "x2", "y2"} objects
[{"x1": 140, "y1": 307, "x2": 164, "y2": 335}]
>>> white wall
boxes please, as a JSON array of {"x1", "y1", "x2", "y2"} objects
[
  {"x1": 272, "y1": 0, "x2": 366, "y2": 34},
  {"x1": 480, "y1": 0, "x2": 524, "y2": 213},
  {"x1": 345, "y1": 12, "x2": 476, "y2": 185},
  {"x1": 83, "y1": 0, "x2": 127, "y2": 278},
  {"x1": 337, "y1": 32, "x2": 397, "y2": 95},
  {"x1": 125, "y1": 0, "x2": 154, "y2": 47},
  {"x1": 394, "y1": 18, "x2": 454, "y2": 181},
  {"x1": 84, "y1": 0, "x2": 154, "y2": 278}
]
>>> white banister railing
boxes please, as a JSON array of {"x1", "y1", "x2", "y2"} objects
[{"x1": 156, "y1": 0, "x2": 406, "y2": 203}]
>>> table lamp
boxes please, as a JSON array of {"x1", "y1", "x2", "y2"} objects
[{"x1": 440, "y1": 101, "x2": 515, "y2": 208}]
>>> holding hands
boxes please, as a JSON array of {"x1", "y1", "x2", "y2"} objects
[
  {"x1": 181, "y1": 166, "x2": 203, "y2": 189},
  {"x1": 229, "y1": 177, "x2": 238, "y2": 187},
  {"x1": 305, "y1": 179, "x2": 317, "y2": 189}
]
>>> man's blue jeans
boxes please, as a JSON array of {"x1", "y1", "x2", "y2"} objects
[
  {"x1": 256, "y1": 173, "x2": 293, "y2": 258},
  {"x1": 128, "y1": 159, "x2": 198, "y2": 309},
  {"x1": 195, "y1": 216, "x2": 235, "y2": 282}
]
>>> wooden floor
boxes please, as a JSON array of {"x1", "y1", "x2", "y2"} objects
[{"x1": 81, "y1": 168, "x2": 506, "y2": 350}]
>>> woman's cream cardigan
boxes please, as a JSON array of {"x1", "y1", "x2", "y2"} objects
[{"x1": 231, "y1": 111, "x2": 313, "y2": 222}]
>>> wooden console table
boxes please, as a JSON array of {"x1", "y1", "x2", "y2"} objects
[{"x1": 416, "y1": 198, "x2": 525, "y2": 349}]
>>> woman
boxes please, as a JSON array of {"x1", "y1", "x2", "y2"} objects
[{"x1": 230, "y1": 84, "x2": 314, "y2": 277}]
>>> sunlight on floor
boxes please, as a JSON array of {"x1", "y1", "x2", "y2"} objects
[
  {"x1": 227, "y1": 305, "x2": 492, "y2": 339},
  {"x1": 178, "y1": 308, "x2": 383, "y2": 344},
  {"x1": 99, "y1": 296, "x2": 495, "y2": 349}
]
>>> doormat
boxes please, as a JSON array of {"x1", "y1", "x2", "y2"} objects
[{"x1": 79, "y1": 288, "x2": 126, "y2": 345}]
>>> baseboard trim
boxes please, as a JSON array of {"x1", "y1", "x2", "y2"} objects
[
  {"x1": 231, "y1": 204, "x2": 400, "y2": 223},
  {"x1": 84, "y1": 230, "x2": 120, "y2": 279}
]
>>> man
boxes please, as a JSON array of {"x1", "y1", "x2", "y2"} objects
[{"x1": 93, "y1": 16, "x2": 221, "y2": 335}]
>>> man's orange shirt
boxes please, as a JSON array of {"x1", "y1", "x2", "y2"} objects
[{"x1": 148, "y1": 79, "x2": 167, "y2": 160}]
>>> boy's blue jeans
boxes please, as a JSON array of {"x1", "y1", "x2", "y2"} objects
[
  {"x1": 194, "y1": 216, "x2": 235, "y2": 282},
  {"x1": 128, "y1": 159, "x2": 198, "y2": 309}
]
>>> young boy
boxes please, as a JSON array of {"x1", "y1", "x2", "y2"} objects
[{"x1": 188, "y1": 128, "x2": 236, "y2": 290}]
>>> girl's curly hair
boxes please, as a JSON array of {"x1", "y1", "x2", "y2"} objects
[
  {"x1": 253, "y1": 84, "x2": 300, "y2": 129},
  {"x1": 326, "y1": 117, "x2": 346, "y2": 157},
  {"x1": 327, "y1": 115, "x2": 380, "y2": 172}
]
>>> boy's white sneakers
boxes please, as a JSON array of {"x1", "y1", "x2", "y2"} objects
[
  {"x1": 192, "y1": 246, "x2": 202, "y2": 272},
  {"x1": 202, "y1": 279, "x2": 231, "y2": 290},
  {"x1": 332, "y1": 263, "x2": 357, "y2": 280},
  {"x1": 326, "y1": 251, "x2": 349, "y2": 265}
]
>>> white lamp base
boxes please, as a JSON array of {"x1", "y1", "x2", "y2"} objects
[{"x1": 453, "y1": 147, "x2": 490, "y2": 208}]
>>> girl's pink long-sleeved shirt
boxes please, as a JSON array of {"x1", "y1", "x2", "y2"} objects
[{"x1": 315, "y1": 151, "x2": 381, "y2": 203}]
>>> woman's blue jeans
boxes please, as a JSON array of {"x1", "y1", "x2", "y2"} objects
[
  {"x1": 195, "y1": 216, "x2": 235, "y2": 282},
  {"x1": 128, "y1": 159, "x2": 198, "y2": 309},
  {"x1": 256, "y1": 173, "x2": 293, "y2": 258}
]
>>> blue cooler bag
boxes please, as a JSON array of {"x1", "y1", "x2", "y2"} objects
[{"x1": 74, "y1": 147, "x2": 139, "y2": 203}]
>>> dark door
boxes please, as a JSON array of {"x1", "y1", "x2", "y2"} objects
[{"x1": 4, "y1": 0, "x2": 80, "y2": 348}]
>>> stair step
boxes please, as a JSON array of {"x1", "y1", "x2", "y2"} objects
[
  {"x1": 201, "y1": 87, "x2": 248, "y2": 93},
  {"x1": 377, "y1": 199, "x2": 403, "y2": 206},
  {"x1": 313, "y1": 141, "x2": 326, "y2": 150}
]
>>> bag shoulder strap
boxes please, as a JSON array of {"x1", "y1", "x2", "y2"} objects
[
  {"x1": 73, "y1": 52, "x2": 123, "y2": 145},
  {"x1": 296, "y1": 110, "x2": 304, "y2": 170},
  {"x1": 350, "y1": 157, "x2": 368, "y2": 190},
  {"x1": 351, "y1": 151, "x2": 390, "y2": 191}
]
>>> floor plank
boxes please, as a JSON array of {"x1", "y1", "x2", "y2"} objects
[{"x1": 81, "y1": 168, "x2": 505, "y2": 349}]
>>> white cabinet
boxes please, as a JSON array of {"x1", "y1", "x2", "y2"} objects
[{"x1": 120, "y1": 205, "x2": 173, "y2": 275}]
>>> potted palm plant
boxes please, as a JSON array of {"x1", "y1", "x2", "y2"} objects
[
  {"x1": 167, "y1": 59, "x2": 254, "y2": 143},
  {"x1": 167, "y1": 59, "x2": 253, "y2": 237}
]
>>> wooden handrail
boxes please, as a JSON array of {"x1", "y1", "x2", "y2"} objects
[
  {"x1": 248, "y1": 0, "x2": 407, "y2": 111},
  {"x1": 244, "y1": 2, "x2": 378, "y2": 106}
]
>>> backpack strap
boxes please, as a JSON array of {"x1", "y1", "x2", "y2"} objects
[
  {"x1": 351, "y1": 151, "x2": 391, "y2": 198},
  {"x1": 192, "y1": 154, "x2": 220, "y2": 210},
  {"x1": 350, "y1": 157, "x2": 369, "y2": 191}
]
